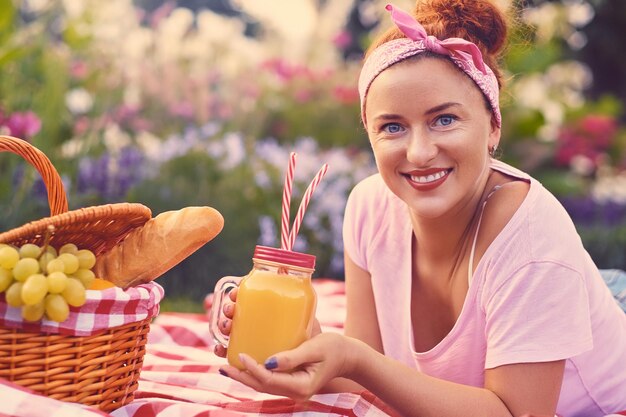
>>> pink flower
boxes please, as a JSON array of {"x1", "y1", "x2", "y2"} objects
[
  {"x1": 579, "y1": 115, "x2": 617, "y2": 147},
  {"x1": 332, "y1": 31, "x2": 352, "y2": 49},
  {"x1": 332, "y1": 85, "x2": 359, "y2": 104},
  {"x1": 2, "y1": 111, "x2": 42, "y2": 139},
  {"x1": 554, "y1": 114, "x2": 619, "y2": 171},
  {"x1": 70, "y1": 61, "x2": 89, "y2": 80},
  {"x1": 294, "y1": 89, "x2": 312, "y2": 103},
  {"x1": 149, "y1": 1, "x2": 176, "y2": 28},
  {"x1": 261, "y1": 59, "x2": 312, "y2": 83}
]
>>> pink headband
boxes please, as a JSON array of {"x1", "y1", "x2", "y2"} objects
[{"x1": 358, "y1": 4, "x2": 501, "y2": 128}]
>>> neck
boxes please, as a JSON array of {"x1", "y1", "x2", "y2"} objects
[{"x1": 410, "y1": 171, "x2": 493, "y2": 265}]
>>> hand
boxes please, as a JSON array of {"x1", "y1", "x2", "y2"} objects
[
  {"x1": 218, "y1": 332, "x2": 352, "y2": 401},
  {"x1": 213, "y1": 287, "x2": 237, "y2": 358}
]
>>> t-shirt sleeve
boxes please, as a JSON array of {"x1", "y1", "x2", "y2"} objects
[
  {"x1": 483, "y1": 261, "x2": 593, "y2": 369},
  {"x1": 342, "y1": 181, "x2": 368, "y2": 271}
]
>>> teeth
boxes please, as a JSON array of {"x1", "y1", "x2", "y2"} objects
[{"x1": 410, "y1": 170, "x2": 447, "y2": 183}]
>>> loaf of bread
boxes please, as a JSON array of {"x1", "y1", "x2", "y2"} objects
[{"x1": 94, "y1": 206, "x2": 224, "y2": 289}]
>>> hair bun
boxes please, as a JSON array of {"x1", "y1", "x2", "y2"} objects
[{"x1": 414, "y1": 0, "x2": 508, "y2": 56}]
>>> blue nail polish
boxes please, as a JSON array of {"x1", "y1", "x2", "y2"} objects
[
  {"x1": 265, "y1": 356, "x2": 278, "y2": 370},
  {"x1": 219, "y1": 368, "x2": 228, "y2": 377}
]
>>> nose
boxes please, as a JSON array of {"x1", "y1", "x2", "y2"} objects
[{"x1": 406, "y1": 129, "x2": 437, "y2": 166}]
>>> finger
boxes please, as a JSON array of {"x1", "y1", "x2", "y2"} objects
[
  {"x1": 239, "y1": 354, "x2": 315, "y2": 401},
  {"x1": 312, "y1": 318, "x2": 322, "y2": 336},
  {"x1": 263, "y1": 342, "x2": 321, "y2": 372},
  {"x1": 214, "y1": 343, "x2": 227, "y2": 358},
  {"x1": 220, "y1": 362, "x2": 268, "y2": 393},
  {"x1": 219, "y1": 316, "x2": 232, "y2": 335},
  {"x1": 228, "y1": 287, "x2": 238, "y2": 302},
  {"x1": 222, "y1": 301, "x2": 234, "y2": 319}
]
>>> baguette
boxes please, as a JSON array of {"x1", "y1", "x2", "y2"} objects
[{"x1": 94, "y1": 206, "x2": 224, "y2": 289}]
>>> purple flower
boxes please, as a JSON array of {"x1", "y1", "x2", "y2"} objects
[
  {"x1": 560, "y1": 196, "x2": 626, "y2": 227},
  {"x1": 77, "y1": 147, "x2": 145, "y2": 201}
]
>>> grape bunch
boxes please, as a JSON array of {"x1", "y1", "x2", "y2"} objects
[{"x1": 0, "y1": 242, "x2": 98, "y2": 323}]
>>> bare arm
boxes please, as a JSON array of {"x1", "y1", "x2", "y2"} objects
[
  {"x1": 318, "y1": 253, "x2": 384, "y2": 393},
  {"x1": 345, "y1": 335, "x2": 564, "y2": 417}
]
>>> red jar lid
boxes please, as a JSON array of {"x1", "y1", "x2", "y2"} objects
[{"x1": 253, "y1": 245, "x2": 316, "y2": 270}]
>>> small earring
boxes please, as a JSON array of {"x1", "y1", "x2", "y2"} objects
[{"x1": 489, "y1": 145, "x2": 498, "y2": 157}]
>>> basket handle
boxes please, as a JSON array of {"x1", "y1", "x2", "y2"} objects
[{"x1": 0, "y1": 135, "x2": 69, "y2": 216}]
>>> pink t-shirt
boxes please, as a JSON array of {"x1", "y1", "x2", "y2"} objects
[{"x1": 343, "y1": 160, "x2": 626, "y2": 417}]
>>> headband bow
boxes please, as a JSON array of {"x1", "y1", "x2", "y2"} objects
[
  {"x1": 386, "y1": 4, "x2": 487, "y2": 74},
  {"x1": 358, "y1": 4, "x2": 501, "y2": 127}
]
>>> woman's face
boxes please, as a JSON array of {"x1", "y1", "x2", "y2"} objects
[{"x1": 365, "y1": 57, "x2": 500, "y2": 219}]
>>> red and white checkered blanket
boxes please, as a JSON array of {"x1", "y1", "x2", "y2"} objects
[
  {"x1": 0, "y1": 279, "x2": 398, "y2": 417},
  {"x1": 0, "y1": 282, "x2": 164, "y2": 336}
]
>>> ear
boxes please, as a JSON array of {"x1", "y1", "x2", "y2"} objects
[{"x1": 488, "y1": 117, "x2": 501, "y2": 151}]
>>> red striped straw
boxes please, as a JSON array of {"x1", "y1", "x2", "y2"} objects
[
  {"x1": 280, "y1": 152, "x2": 297, "y2": 250},
  {"x1": 287, "y1": 163, "x2": 329, "y2": 251}
]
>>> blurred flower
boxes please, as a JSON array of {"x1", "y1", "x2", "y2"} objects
[
  {"x1": 258, "y1": 215, "x2": 278, "y2": 247},
  {"x1": 332, "y1": 30, "x2": 352, "y2": 48},
  {"x1": 332, "y1": 85, "x2": 359, "y2": 104},
  {"x1": 561, "y1": 195, "x2": 626, "y2": 227},
  {"x1": 0, "y1": 110, "x2": 42, "y2": 139},
  {"x1": 565, "y1": 0, "x2": 594, "y2": 27},
  {"x1": 554, "y1": 114, "x2": 618, "y2": 171},
  {"x1": 591, "y1": 171, "x2": 626, "y2": 205},
  {"x1": 77, "y1": 146, "x2": 145, "y2": 200},
  {"x1": 69, "y1": 60, "x2": 89, "y2": 80},
  {"x1": 65, "y1": 88, "x2": 94, "y2": 115}
]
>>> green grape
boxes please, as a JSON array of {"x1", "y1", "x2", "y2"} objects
[
  {"x1": 44, "y1": 246, "x2": 58, "y2": 257},
  {"x1": 21, "y1": 274, "x2": 48, "y2": 305},
  {"x1": 58, "y1": 253, "x2": 79, "y2": 275},
  {"x1": 59, "y1": 243, "x2": 78, "y2": 255},
  {"x1": 62, "y1": 278, "x2": 86, "y2": 307},
  {"x1": 18, "y1": 243, "x2": 42, "y2": 259},
  {"x1": 47, "y1": 271, "x2": 68, "y2": 294},
  {"x1": 0, "y1": 246, "x2": 20, "y2": 269},
  {"x1": 12, "y1": 258, "x2": 40, "y2": 282},
  {"x1": 46, "y1": 258, "x2": 65, "y2": 274},
  {"x1": 39, "y1": 252, "x2": 56, "y2": 273},
  {"x1": 45, "y1": 294, "x2": 70, "y2": 322},
  {"x1": 76, "y1": 249, "x2": 97, "y2": 270},
  {"x1": 22, "y1": 301, "x2": 45, "y2": 322},
  {"x1": 5, "y1": 282, "x2": 24, "y2": 307},
  {"x1": 0, "y1": 268, "x2": 13, "y2": 292},
  {"x1": 72, "y1": 268, "x2": 95, "y2": 289}
]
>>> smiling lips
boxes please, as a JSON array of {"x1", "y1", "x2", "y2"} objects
[{"x1": 405, "y1": 168, "x2": 451, "y2": 191}]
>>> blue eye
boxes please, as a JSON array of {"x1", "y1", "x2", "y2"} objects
[
  {"x1": 436, "y1": 115, "x2": 456, "y2": 127},
  {"x1": 382, "y1": 123, "x2": 403, "y2": 134}
]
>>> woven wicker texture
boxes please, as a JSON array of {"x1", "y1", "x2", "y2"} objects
[
  {"x1": 0, "y1": 318, "x2": 151, "y2": 411},
  {"x1": 0, "y1": 135, "x2": 155, "y2": 411}
]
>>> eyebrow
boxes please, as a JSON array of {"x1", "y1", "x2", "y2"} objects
[
  {"x1": 372, "y1": 102, "x2": 462, "y2": 122},
  {"x1": 425, "y1": 102, "x2": 462, "y2": 115}
]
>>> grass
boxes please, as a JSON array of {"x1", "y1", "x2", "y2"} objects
[{"x1": 159, "y1": 296, "x2": 205, "y2": 313}]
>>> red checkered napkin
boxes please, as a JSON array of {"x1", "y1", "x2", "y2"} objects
[{"x1": 0, "y1": 281, "x2": 164, "y2": 336}]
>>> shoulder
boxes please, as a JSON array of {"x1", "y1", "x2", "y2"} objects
[
  {"x1": 477, "y1": 164, "x2": 589, "y2": 274},
  {"x1": 343, "y1": 174, "x2": 408, "y2": 270},
  {"x1": 346, "y1": 173, "x2": 398, "y2": 217},
  {"x1": 476, "y1": 173, "x2": 530, "y2": 257}
]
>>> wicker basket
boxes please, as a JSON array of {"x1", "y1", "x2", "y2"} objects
[{"x1": 0, "y1": 135, "x2": 156, "y2": 411}]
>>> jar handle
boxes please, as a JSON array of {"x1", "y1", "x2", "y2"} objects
[{"x1": 209, "y1": 275, "x2": 242, "y2": 348}]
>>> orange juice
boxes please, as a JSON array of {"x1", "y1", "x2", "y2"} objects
[{"x1": 226, "y1": 269, "x2": 317, "y2": 369}]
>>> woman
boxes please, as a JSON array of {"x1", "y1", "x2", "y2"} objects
[{"x1": 216, "y1": 1, "x2": 626, "y2": 416}]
